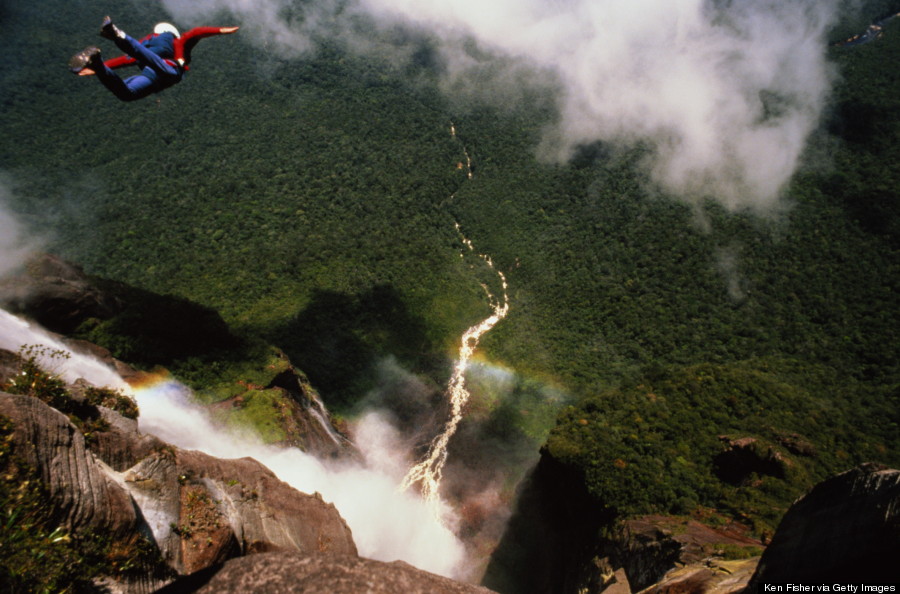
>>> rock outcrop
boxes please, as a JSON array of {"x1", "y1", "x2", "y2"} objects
[
  {"x1": 483, "y1": 456, "x2": 762, "y2": 594},
  {"x1": 1, "y1": 378, "x2": 495, "y2": 593},
  {"x1": 0, "y1": 391, "x2": 356, "y2": 589},
  {"x1": 0, "y1": 252, "x2": 238, "y2": 367},
  {"x1": 263, "y1": 365, "x2": 354, "y2": 458},
  {"x1": 0, "y1": 392, "x2": 139, "y2": 539},
  {"x1": 714, "y1": 436, "x2": 789, "y2": 486},
  {"x1": 610, "y1": 515, "x2": 761, "y2": 592},
  {"x1": 548, "y1": 515, "x2": 762, "y2": 594},
  {"x1": 204, "y1": 361, "x2": 357, "y2": 459},
  {"x1": 0, "y1": 253, "x2": 123, "y2": 334},
  {"x1": 157, "y1": 551, "x2": 497, "y2": 594},
  {"x1": 641, "y1": 558, "x2": 758, "y2": 594},
  {"x1": 90, "y1": 404, "x2": 167, "y2": 472},
  {"x1": 489, "y1": 454, "x2": 900, "y2": 594},
  {"x1": 119, "y1": 446, "x2": 357, "y2": 575},
  {"x1": 0, "y1": 254, "x2": 353, "y2": 459},
  {"x1": 748, "y1": 463, "x2": 900, "y2": 584}
]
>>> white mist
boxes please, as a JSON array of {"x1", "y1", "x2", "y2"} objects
[{"x1": 0, "y1": 307, "x2": 467, "y2": 579}]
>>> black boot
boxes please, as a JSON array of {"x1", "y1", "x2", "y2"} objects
[
  {"x1": 99, "y1": 16, "x2": 125, "y2": 40},
  {"x1": 69, "y1": 46, "x2": 102, "y2": 74}
]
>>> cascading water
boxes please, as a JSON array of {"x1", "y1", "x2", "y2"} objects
[
  {"x1": 132, "y1": 379, "x2": 468, "y2": 576},
  {"x1": 0, "y1": 306, "x2": 467, "y2": 578},
  {"x1": 307, "y1": 395, "x2": 344, "y2": 446},
  {"x1": 401, "y1": 124, "x2": 511, "y2": 505},
  {"x1": 0, "y1": 121, "x2": 511, "y2": 578},
  {"x1": 451, "y1": 123, "x2": 474, "y2": 180},
  {"x1": 0, "y1": 308, "x2": 128, "y2": 390},
  {"x1": 400, "y1": 225, "x2": 509, "y2": 504}
]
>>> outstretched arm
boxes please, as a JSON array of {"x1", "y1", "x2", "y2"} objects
[
  {"x1": 181, "y1": 25, "x2": 240, "y2": 46},
  {"x1": 178, "y1": 26, "x2": 239, "y2": 65}
]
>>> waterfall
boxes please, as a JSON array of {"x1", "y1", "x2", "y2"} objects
[
  {"x1": 400, "y1": 225, "x2": 509, "y2": 503},
  {"x1": 400, "y1": 123, "x2": 511, "y2": 505},
  {"x1": 0, "y1": 307, "x2": 467, "y2": 578},
  {"x1": 0, "y1": 308, "x2": 127, "y2": 390}
]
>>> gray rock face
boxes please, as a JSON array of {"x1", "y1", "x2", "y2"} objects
[
  {"x1": 0, "y1": 391, "x2": 356, "y2": 586},
  {"x1": 748, "y1": 463, "x2": 900, "y2": 583},
  {"x1": 158, "y1": 552, "x2": 497, "y2": 594},
  {"x1": 1, "y1": 390, "x2": 492, "y2": 593},
  {"x1": 0, "y1": 392, "x2": 139, "y2": 538},
  {"x1": 264, "y1": 366, "x2": 355, "y2": 459},
  {"x1": 91, "y1": 404, "x2": 167, "y2": 471},
  {"x1": 120, "y1": 447, "x2": 357, "y2": 575}
]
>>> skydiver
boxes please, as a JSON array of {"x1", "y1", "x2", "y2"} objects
[{"x1": 68, "y1": 17, "x2": 239, "y2": 102}]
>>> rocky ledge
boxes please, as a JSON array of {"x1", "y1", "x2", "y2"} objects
[
  {"x1": 0, "y1": 388, "x2": 493, "y2": 592},
  {"x1": 748, "y1": 463, "x2": 900, "y2": 584},
  {"x1": 158, "y1": 552, "x2": 496, "y2": 594},
  {"x1": 0, "y1": 391, "x2": 355, "y2": 590}
]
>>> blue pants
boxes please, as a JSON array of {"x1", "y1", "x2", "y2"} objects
[{"x1": 94, "y1": 33, "x2": 183, "y2": 102}]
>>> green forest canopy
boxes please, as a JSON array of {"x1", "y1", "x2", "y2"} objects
[{"x1": 1, "y1": 0, "x2": 898, "y2": 527}]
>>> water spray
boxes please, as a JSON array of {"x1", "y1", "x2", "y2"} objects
[{"x1": 0, "y1": 306, "x2": 467, "y2": 577}]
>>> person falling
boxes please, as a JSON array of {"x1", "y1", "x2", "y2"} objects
[{"x1": 69, "y1": 16, "x2": 239, "y2": 102}]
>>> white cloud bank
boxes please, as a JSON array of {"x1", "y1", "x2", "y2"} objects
[{"x1": 161, "y1": 0, "x2": 840, "y2": 212}]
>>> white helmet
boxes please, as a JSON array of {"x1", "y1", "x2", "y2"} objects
[{"x1": 153, "y1": 22, "x2": 181, "y2": 38}]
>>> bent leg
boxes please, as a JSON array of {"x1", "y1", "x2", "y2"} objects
[{"x1": 112, "y1": 34, "x2": 179, "y2": 78}]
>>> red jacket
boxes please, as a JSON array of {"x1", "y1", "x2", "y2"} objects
[{"x1": 103, "y1": 27, "x2": 235, "y2": 71}]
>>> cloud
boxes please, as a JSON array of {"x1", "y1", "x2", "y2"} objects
[
  {"x1": 159, "y1": 0, "x2": 342, "y2": 55},
  {"x1": 0, "y1": 176, "x2": 41, "y2": 278},
  {"x1": 161, "y1": 0, "x2": 841, "y2": 212},
  {"x1": 715, "y1": 243, "x2": 747, "y2": 301},
  {"x1": 357, "y1": 0, "x2": 840, "y2": 212}
]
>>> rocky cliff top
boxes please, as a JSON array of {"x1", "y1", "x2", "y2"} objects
[
  {"x1": 0, "y1": 389, "x2": 359, "y2": 591},
  {"x1": 0, "y1": 253, "x2": 124, "y2": 334},
  {"x1": 748, "y1": 463, "x2": 900, "y2": 584},
  {"x1": 159, "y1": 552, "x2": 496, "y2": 594}
]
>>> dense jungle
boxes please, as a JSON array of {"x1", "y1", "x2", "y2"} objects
[{"x1": 1, "y1": 0, "x2": 899, "y2": 585}]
